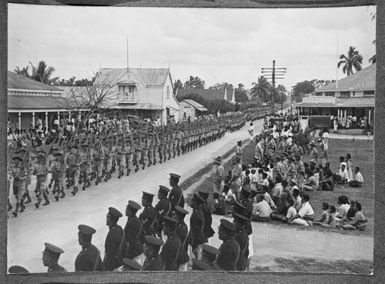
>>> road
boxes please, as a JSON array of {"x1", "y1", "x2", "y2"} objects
[{"x1": 7, "y1": 118, "x2": 372, "y2": 273}]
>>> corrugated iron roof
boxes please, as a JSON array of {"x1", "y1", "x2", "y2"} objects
[
  {"x1": 8, "y1": 95, "x2": 71, "y2": 110},
  {"x1": 295, "y1": 97, "x2": 374, "y2": 108},
  {"x1": 183, "y1": 99, "x2": 208, "y2": 111},
  {"x1": 8, "y1": 71, "x2": 63, "y2": 92},
  {"x1": 316, "y1": 63, "x2": 375, "y2": 92}
]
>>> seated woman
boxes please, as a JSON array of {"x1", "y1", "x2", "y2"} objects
[
  {"x1": 349, "y1": 167, "x2": 364, "y2": 188},
  {"x1": 252, "y1": 194, "x2": 272, "y2": 222},
  {"x1": 290, "y1": 194, "x2": 315, "y2": 226},
  {"x1": 321, "y1": 205, "x2": 337, "y2": 228},
  {"x1": 283, "y1": 199, "x2": 297, "y2": 223},
  {"x1": 302, "y1": 170, "x2": 318, "y2": 192},
  {"x1": 344, "y1": 200, "x2": 357, "y2": 221},
  {"x1": 335, "y1": 195, "x2": 350, "y2": 221},
  {"x1": 340, "y1": 202, "x2": 368, "y2": 230},
  {"x1": 313, "y1": 202, "x2": 329, "y2": 225}
]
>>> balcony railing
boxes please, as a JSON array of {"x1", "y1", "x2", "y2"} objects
[{"x1": 120, "y1": 92, "x2": 139, "y2": 103}]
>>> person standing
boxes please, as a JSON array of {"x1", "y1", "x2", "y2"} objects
[
  {"x1": 104, "y1": 207, "x2": 124, "y2": 271},
  {"x1": 213, "y1": 156, "x2": 225, "y2": 196},
  {"x1": 42, "y1": 243, "x2": 66, "y2": 272},
  {"x1": 160, "y1": 216, "x2": 181, "y2": 271},
  {"x1": 75, "y1": 224, "x2": 103, "y2": 272},
  {"x1": 168, "y1": 173, "x2": 184, "y2": 213},
  {"x1": 235, "y1": 140, "x2": 243, "y2": 163},
  {"x1": 173, "y1": 205, "x2": 189, "y2": 271},
  {"x1": 10, "y1": 155, "x2": 27, "y2": 217},
  {"x1": 49, "y1": 149, "x2": 66, "y2": 201},
  {"x1": 123, "y1": 200, "x2": 144, "y2": 265},
  {"x1": 139, "y1": 191, "x2": 157, "y2": 241},
  {"x1": 199, "y1": 191, "x2": 215, "y2": 244},
  {"x1": 155, "y1": 185, "x2": 171, "y2": 239},
  {"x1": 248, "y1": 122, "x2": 254, "y2": 142},
  {"x1": 93, "y1": 140, "x2": 105, "y2": 185},
  {"x1": 66, "y1": 144, "x2": 81, "y2": 196},
  {"x1": 142, "y1": 236, "x2": 164, "y2": 271},
  {"x1": 188, "y1": 193, "x2": 207, "y2": 260},
  {"x1": 30, "y1": 149, "x2": 50, "y2": 208},
  {"x1": 232, "y1": 213, "x2": 249, "y2": 271},
  {"x1": 216, "y1": 219, "x2": 240, "y2": 271}
]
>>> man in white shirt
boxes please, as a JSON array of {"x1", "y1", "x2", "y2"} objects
[
  {"x1": 252, "y1": 194, "x2": 272, "y2": 222},
  {"x1": 349, "y1": 167, "x2": 364, "y2": 187},
  {"x1": 336, "y1": 163, "x2": 350, "y2": 184},
  {"x1": 290, "y1": 194, "x2": 315, "y2": 226}
]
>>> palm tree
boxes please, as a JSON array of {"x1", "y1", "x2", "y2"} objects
[
  {"x1": 29, "y1": 61, "x2": 59, "y2": 85},
  {"x1": 337, "y1": 46, "x2": 363, "y2": 76},
  {"x1": 14, "y1": 66, "x2": 31, "y2": 78},
  {"x1": 250, "y1": 76, "x2": 270, "y2": 103}
]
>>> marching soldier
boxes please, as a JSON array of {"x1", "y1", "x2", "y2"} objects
[
  {"x1": 168, "y1": 173, "x2": 184, "y2": 213},
  {"x1": 42, "y1": 243, "x2": 67, "y2": 272},
  {"x1": 139, "y1": 191, "x2": 157, "y2": 242},
  {"x1": 79, "y1": 142, "x2": 92, "y2": 190},
  {"x1": 134, "y1": 137, "x2": 142, "y2": 173},
  {"x1": 124, "y1": 200, "x2": 144, "y2": 264},
  {"x1": 124, "y1": 136, "x2": 134, "y2": 176},
  {"x1": 147, "y1": 135, "x2": 154, "y2": 167},
  {"x1": 188, "y1": 193, "x2": 207, "y2": 259},
  {"x1": 103, "y1": 138, "x2": 113, "y2": 182},
  {"x1": 201, "y1": 244, "x2": 220, "y2": 270},
  {"x1": 142, "y1": 235, "x2": 164, "y2": 271},
  {"x1": 141, "y1": 138, "x2": 149, "y2": 170},
  {"x1": 93, "y1": 139, "x2": 105, "y2": 185},
  {"x1": 171, "y1": 128, "x2": 177, "y2": 158},
  {"x1": 173, "y1": 205, "x2": 189, "y2": 271},
  {"x1": 235, "y1": 140, "x2": 243, "y2": 163},
  {"x1": 160, "y1": 216, "x2": 181, "y2": 271},
  {"x1": 155, "y1": 185, "x2": 171, "y2": 239},
  {"x1": 104, "y1": 207, "x2": 125, "y2": 271},
  {"x1": 199, "y1": 191, "x2": 215, "y2": 244},
  {"x1": 75, "y1": 224, "x2": 103, "y2": 272},
  {"x1": 153, "y1": 133, "x2": 160, "y2": 165},
  {"x1": 116, "y1": 136, "x2": 126, "y2": 178},
  {"x1": 65, "y1": 144, "x2": 81, "y2": 196},
  {"x1": 10, "y1": 154, "x2": 28, "y2": 217},
  {"x1": 216, "y1": 219, "x2": 240, "y2": 271},
  {"x1": 49, "y1": 149, "x2": 66, "y2": 201},
  {"x1": 30, "y1": 149, "x2": 50, "y2": 208}
]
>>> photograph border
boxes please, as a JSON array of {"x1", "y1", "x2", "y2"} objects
[{"x1": 1, "y1": 0, "x2": 384, "y2": 283}]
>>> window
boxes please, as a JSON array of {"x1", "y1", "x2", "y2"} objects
[
  {"x1": 128, "y1": 85, "x2": 135, "y2": 93},
  {"x1": 325, "y1": 92, "x2": 335, "y2": 97},
  {"x1": 340, "y1": 91, "x2": 350, "y2": 98},
  {"x1": 315, "y1": 92, "x2": 322, "y2": 96},
  {"x1": 363, "y1": 90, "x2": 375, "y2": 96}
]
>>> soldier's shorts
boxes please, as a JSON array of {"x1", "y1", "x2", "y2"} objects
[
  {"x1": 117, "y1": 156, "x2": 126, "y2": 169},
  {"x1": 13, "y1": 181, "x2": 26, "y2": 202},
  {"x1": 94, "y1": 160, "x2": 104, "y2": 177},
  {"x1": 125, "y1": 153, "x2": 133, "y2": 170},
  {"x1": 69, "y1": 167, "x2": 80, "y2": 187},
  {"x1": 105, "y1": 157, "x2": 112, "y2": 172},
  {"x1": 134, "y1": 151, "x2": 142, "y2": 165}
]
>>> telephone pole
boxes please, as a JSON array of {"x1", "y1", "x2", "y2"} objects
[{"x1": 261, "y1": 60, "x2": 286, "y2": 114}]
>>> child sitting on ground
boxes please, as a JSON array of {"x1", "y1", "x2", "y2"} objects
[
  {"x1": 322, "y1": 205, "x2": 337, "y2": 228},
  {"x1": 314, "y1": 202, "x2": 329, "y2": 225},
  {"x1": 283, "y1": 199, "x2": 297, "y2": 223}
]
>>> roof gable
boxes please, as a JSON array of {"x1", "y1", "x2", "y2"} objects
[{"x1": 8, "y1": 71, "x2": 63, "y2": 92}]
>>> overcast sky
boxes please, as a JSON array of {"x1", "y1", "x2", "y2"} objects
[{"x1": 8, "y1": 4, "x2": 376, "y2": 90}]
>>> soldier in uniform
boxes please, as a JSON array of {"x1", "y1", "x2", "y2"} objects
[
  {"x1": 65, "y1": 144, "x2": 81, "y2": 196},
  {"x1": 155, "y1": 185, "x2": 171, "y2": 240},
  {"x1": 124, "y1": 136, "x2": 134, "y2": 176},
  {"x1": 147, "y1": 135, "x2": 154, "y2": 167},
  {"x1": 216, "y1": 219, "x2": 240, "y2": 271},
  {"x1": 116, "y1": 137, "x2": 126, "y2": 178},
  {"x1": 158, "y1": 132, "x2": 164, "y2": 164},
  {"x1": 142, "y1": 235, "x2": 164, "y2": 271},
  {"x1": 104, "y1": 207, "x2": 124, "y2": 271},
  {"x1": 232, "y1": 212, "x2": 249, "y2": 271},
  {"x1": 103, "y1": 138, "x2": 113, "y2": 182},
  {"x1": 124, "y1": 200, "x2": 144, "y2": 265},
  {"x1": 167, "y1": 133, "x2": 173, "y2": 161},
  {"x1": 141, "y1": 137, "x2": 149, "y2": 170},
  {"x1": 42, "y1": 243, "x2": 67, "y2": 272},
  {"x1": 30, "y1": 149, "x2": 50, "y2": 208},
  {"x1": 160, "y1": 216, "x2": 181, "y2": 271},
  {"x1": 201, "y1": 244, "x2": 220, "y2": 270},
  {"x1": 199, "y1": 191, "x2": 215, "y2": 244},
  {"x1": 49, "y1": 149, "x2": 66, "y2": 201},
  {"x1": 134, "y1": 137, "x2": 142, "y2": 173},
  {"x1": 235, "y1": 140, "x2": 243, "y2": 163},
  {"x1": 168, "y1": 173, "x2": 184, "y2": 213},
  {"x1": 153, "y1": 133, "x2": 160, "y2": 165},
  {"x1": 93, "y1": 140, "x2": 105, "y2": 185},
  {"x1": 75, "y1": 224, "x2": 103, "y2": 272},
  {"x1": 10, "y1": 155, "x2": 27, "y2": 217},
  {"x1": 139, "y1": 191, "x2": 157, "y2": 242},
  {"x1": 188, "y1": 193, "x2": 207, "y2": 259},
  {"x1": 171, "y1": 128, "x2": 177, "y2": 158},
  {"x1": 173, "y1": 205, "x2": 189, "y2": 271},
  {"x1": 79, "y1": 142, "x2": 92, "y2": 190}
]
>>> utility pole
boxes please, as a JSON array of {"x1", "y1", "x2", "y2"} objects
[{"x1": 261, "y1": 60, "x2": 286, "y2": 115}]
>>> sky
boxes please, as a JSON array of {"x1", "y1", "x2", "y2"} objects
[{"x1": 8, "y1": 4, "x2": 376, "y2": 91}]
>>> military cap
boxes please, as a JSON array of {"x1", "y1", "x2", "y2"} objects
[
  {"x1": 12, "y1": 155, "x2": 23, "y2": 161},
  {"x1": 78, "y1": 224, "x2": 96, "y2": 236},
  {"x1": 192, "y1": 193, "x2": 205, "y2": 204},
  {"x1": 202, "y1": 244, "x2": 219, "y2": 257},
  {"x1": 198, "y1": 191, "x2": 209, "y2": 201},
  {"x1": 127, "y1": 200, "x2": 141, "y2": 211},
  {"x1": 175, "y1": 205, "x2": 189, "y2": 216},
  {"x1": 163, "y1": 216, "x2": 179, "y2": 225},
  {"x1": 122, "y1": 258, "x2": 142, "y2": 271},
  {"x1": 215, "y1": 156, "x2": 222, "y2": 164},
  {"x1": 170, "y1": 173, "x2": 181, "y2": 179},
  {"x1": 192, "y1": 258, "x2": 212, "y2": 271},
  {"x1": 232, "y1": 212, "x2": 248, "y2": 221},
  {"x1": 144, "y1": 235, "x2": 163, "y2": 247},
  {"x1": 159, "y1": 185, "x2": 170, "y2": 194},
  {"x1": 108, "y1": 207, "x2": 123, "y2": 218},
  {"x1": 8, "y1": 265, "x2": 30, "y2": 274},
  {"x1": 44, "y1": 242, "x2": 64, "y2": 255},
  {"x1": 142, "y1": 191, "x2": 155, "y2": 200}
]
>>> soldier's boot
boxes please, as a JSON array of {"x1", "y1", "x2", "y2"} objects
[
  {"x1": 35, "y1": 197, "x2": 42, "y2": 209},
  {"x1": 45, "y1": 187, "x2": 49, "y2": 195},
  {"x1": 19, "y1": 199, "x2": 26, "y2": 212},
  {"x1": 126, "y1": 169, "x2": 131, "y2": 177},
  {"x1": 135, "y1": 166, "x2": 139, "y2": 173},
  {"x1": 48, "y1": 178, "x2": 54, "y2": 189},
  {"x1": 118, "y1": 171, "x2": 122, "y2": 179},
  {"x1": 24, "y1": 191, "x2": 32, "y2": 204},
  {"x1": 71, "y1": 186, "x2": 78, "y2": 196},
  {"x1": 60, "y1": 188, "x2": 65, "y2": 199},
  {"x1": 43, "y1": 192, "x2": 50, "y2": 206},
  {"x1": 95, "y1": 177, "x2": 101, "y2": 185},
  {"x1": 8, "y1": 199, "x2": 13, "y2": 211},
  {"x1": 104, "y1": 172, "x2": 110, "y2": 182},
  {"x1": 12, "y1": 203, "x2": 20, "y2": 217},
  {"x1": 111, "y1": 167, "x2": 116, "y2": 174},
  {"x1": 142, "y1": 164, "x2": 145, "y2": 170}
]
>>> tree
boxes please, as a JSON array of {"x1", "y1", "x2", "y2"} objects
[
  {"x1": 250, "y1": 76, "x2": 270, "y2": 103},
  {"x1": 29, "y1": 61, "x2": 60, "y2": 84},
  {"x1": 238, "y1": 83, "x2": 244, "y2": 90},
  {"x1": 234, "y1": 88, "x2": 249, "y2": 103},
  {"x1": 209, "y1": 82, "x2": 234, "y2": 90},
  {"x1": 173, "y1": 79, "x2": 183, "y2": 94},
  {"x1": 292, "y1": 80, "x2": 315, "y2": 102},
  {"x1": 184, "y1": 76, "x2": 205, "y2": 89},
  {"x1": 14, "y1": 66, "x2": 31, "y2": 78},
  {"x1": 338, "y1": 46, "x2": 363, "y2": 76}
]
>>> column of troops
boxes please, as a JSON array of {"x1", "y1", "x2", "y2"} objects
[
  {"x1": 7, "y1": 114, "x2": 246, "y2": 217},
  {"x1": 9, "y1": 172, "x2": 251, "y2": 273}
]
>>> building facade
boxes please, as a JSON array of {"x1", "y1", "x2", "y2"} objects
[{"x1": 178, "y1": 99, "x2": 208, "y2": 121}]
